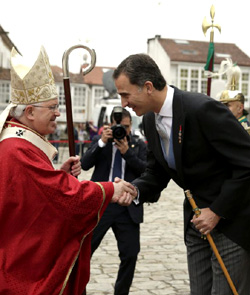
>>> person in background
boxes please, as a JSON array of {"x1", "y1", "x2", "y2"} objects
[
  {"x1": 217, "y1": 58, "x2": 250, "y2": 134},
  {"x1": 98, "y1": 119, "x2": 109, "y2": 135},
  {"x1": 64, "y1": 125, "x2": 80, "y2": 155},
  {"x1": 86, "y1": 120, "x2": 98, "y2": 140},
  {"x1": 81, "y1": 107, "x2": 147, "y2": 295},
  {"x1": 74, "y1": 124, "x2": 79, "y2": 155},
  {"x1": 220, "y1": 92, "x2": 250, "y2": 132},
  {"x1": 78, "y1": 122, "x2": 88, "y2": 156},
  {"x1": 113, "y1": 53, "x2": 250, "y2": 295},
  {"x1": 48, "y1": 125, "x2": 61, "y2": 163},
  {"x1": 0, "y1": 46, "x2": 136, "y2": 295}
]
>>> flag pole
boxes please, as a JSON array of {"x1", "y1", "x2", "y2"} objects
[{"x1": 202, "y1": 5, "x2": 221, "y2": 96}]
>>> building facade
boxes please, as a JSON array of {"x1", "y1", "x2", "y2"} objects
[
  {"x1": 148, "y1": 36, "x2": 250, "y2": 112},
  {"x1": 2, "y1": 28, "x2": 250, "y2": 125}
]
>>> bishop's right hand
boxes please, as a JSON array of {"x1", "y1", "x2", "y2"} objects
[{"x1": 112, "y1": 178, "x2": 137, "y2": 206}]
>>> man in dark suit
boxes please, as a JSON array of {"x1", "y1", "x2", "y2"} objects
[
  {"x1": 113, "y1": 54, "x2": 250, "y2": 295},
  {"x1": 81, "y1": 107, "x2": 147, "y2": 295}
]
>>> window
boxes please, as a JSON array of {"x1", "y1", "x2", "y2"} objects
[
  {"x1": 190, "y1": 80, "x2": 198, "y2": 92},
  {"x1": 178, "y1": 67, "x2": 208, "y2": 94},
  {"x1": 74, "y1": 86, "x2": 86, "y2": 107},
  {"x1": 174, "y1": 39, "x2": 189, "y2": 45},
  {"x1": 191, "y1": 70, "x2": 198, "y2": 78},
  {"x1": 241, "y1": 73, "x2": 249, "y2": 101},
  {"x1": 180, "y1": 80, "x2": 187, "y2": 91},
  {"x1": 242, "y1": 73, "x2": 249, "y2": 81},
  {"x1": 190, "y1": 70, "x2": 199, "y2": 92},
  {"x1": 0, "y1": 81, "x2": 10, "y2": 104},
  {"x1": 201, "y1": 80, "x2": 207, "y2": 94},
  {"x1": 94, "y1": 88, "x2": 105, "y2": 99},
  {"x1": 215, "y1": 53, "x2": 231, "y2": 59},
  {"x1": 180, "y1": 69, "x2": 188, "y2": 78},
  {"x1": 58, "y1": 85, "x2": 65, "y2": 106},
  {"x1": 242, "y1": 83, "x2": 248, "y2": 100},
  {"x1": 180, "y1": 69, "x2": 188, "y2": 91},
  {"x1": 94, "y1": 87, "x2": 105, "y2": 105},
  {"x1": 181, "y1": 50, "x2": 198, "y2": 55}
]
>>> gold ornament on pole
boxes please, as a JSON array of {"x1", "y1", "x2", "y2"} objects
[
  {"x1": 203, "y1": 5, "x2": 221, "y2": 96},
  {"x1": 202, "y1": 5, "x2": 221, "y2": 42}
]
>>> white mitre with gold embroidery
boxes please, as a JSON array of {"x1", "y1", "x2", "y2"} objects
[{"x1": 0, "y1": 46, "x2": 58, "y2": 134}]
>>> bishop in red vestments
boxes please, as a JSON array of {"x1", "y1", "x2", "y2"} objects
[{"x1": 0, "y1": 46, "x2": 135, "y2": 295}]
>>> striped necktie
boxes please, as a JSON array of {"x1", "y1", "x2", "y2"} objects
[
  {"x1": 155, "y1": 114, "x2": 170, "y2": 158},
  {"x1": 155, "y1": 113, "x2": 176, "y2": 169}
]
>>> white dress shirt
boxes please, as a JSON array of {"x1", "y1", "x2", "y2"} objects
[
  {"x1": 156, "y1": 85, "x2": 174, "y2": 137},
  {"x1": 98, "y1": 138, "x2": 125, "y2": 181}
]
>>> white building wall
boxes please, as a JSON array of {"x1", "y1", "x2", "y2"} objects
[
  {"x1": 147, "y1": 40, "x2": 250, "y2": 110},
  {"x1": 170, "y1": 64, "x2": 178, "y2": 86},
  {"x1": 147, "y1": 38, "x2": 171, "y2": 82},
  {"x1": 0, "y1": 38, "x2": 11, "y2": 69}
]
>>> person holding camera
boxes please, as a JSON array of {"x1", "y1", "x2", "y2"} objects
[
  {"x1": 81, "y1": 107, "x2": 147, "y2": 295},
  {"x1": 86, "y1": 120, "x2": 98, "y2": 140}
]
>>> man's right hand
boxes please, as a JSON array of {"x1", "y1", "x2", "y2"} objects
[
  {"x1": 101, "y1": 125, "x2": 113, "y2": 143},
  {"x1": 111, "y1": 177, "x2": 137, "y2": 206}
]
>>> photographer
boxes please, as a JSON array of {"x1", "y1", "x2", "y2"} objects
[
  {"x1": 81, "y1": 107, "x2": 147, "y2": 295},
  {"x1": 85, "y1": 120, "x2": 98, "y2": 140}
]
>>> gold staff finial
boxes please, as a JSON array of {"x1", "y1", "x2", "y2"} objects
[{"x1": 202, "y1": 5, "x2": 221, "y2": 42}]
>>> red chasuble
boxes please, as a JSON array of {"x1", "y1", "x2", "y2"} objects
[{"x1": 0, "y1": 121, "x2": 114, "y2": 295}]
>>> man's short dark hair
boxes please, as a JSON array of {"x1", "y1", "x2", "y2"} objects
[
  {"x1": 113, "y1": 54, "x2": 166, "y2": 91},
  {"x1": 110, "y1": 107, "x2": 131, "y2": 123}
]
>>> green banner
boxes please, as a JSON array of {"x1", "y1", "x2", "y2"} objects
[{"x1": 204, "y1": 42, "x2": 214, "y2": 71}]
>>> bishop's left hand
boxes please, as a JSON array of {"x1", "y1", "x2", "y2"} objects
[{"x1": 60, "y1": 155, "x2": 81, "y2": 177}]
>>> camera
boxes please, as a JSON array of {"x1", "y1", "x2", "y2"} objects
[{"x1": 111, "y1": 106, "x2": 126, "y2": 140}]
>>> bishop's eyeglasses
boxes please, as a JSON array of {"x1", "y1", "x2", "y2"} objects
[{"x1": 32, "y1": 104, "x2": 60, "y2": 112}]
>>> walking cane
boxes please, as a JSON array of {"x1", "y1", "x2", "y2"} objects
[
  {"x1": 62, "y1": 44, "x2": 96, "y2": 157},
  {"x1": 184, "y1": 190, "x2": 238, "y2": 295}
]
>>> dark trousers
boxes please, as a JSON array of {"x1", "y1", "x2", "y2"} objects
[
  {"x1": 90, "y1": 204, "x2": 140, "y2": 295},
  {"x1": 186, "y1": 223, "x2": 250, "y2": 295}
]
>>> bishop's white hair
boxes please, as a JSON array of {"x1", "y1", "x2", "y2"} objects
[{"x1": 9, "y1": 102, "x2": 43, "y2": 120}]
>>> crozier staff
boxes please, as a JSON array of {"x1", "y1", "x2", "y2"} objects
[{"x1": 62, "y1": 44, "x2": 96, "y2": 157}]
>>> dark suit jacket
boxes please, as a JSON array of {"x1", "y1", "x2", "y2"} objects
[
  {"x1": 81, "y1": 134, "x2": 147, "y2": 224},
  {"x1": 133, "y1": 86, "x2": 250, "y2": 251}
]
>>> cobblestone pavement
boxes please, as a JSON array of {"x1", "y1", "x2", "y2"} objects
[
  {"x1": 56, "y1": 150, "x2": 190, "y2": 294},
  {"x1": 79, "y1": 168, "x2": 190, "y2": 295}
]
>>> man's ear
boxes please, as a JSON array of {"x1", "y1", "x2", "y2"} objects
[
  {"x1": 238, "y1": 103, "x2": 244, "y2": 112},
  {"x1": 144, "y1": 81, "x2": 153, "y2": 94},
  {"x1": 24, "y1": 105, "x2": 35, "y2": 120}
]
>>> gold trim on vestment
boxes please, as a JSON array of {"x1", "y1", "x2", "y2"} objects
[{"x1": 59, "y1": 182, "x2": 107, "y2": 294}]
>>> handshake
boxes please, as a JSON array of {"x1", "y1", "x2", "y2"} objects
[{"x1": 111, "y1": 177, "x2": 138, "y2": 206}]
